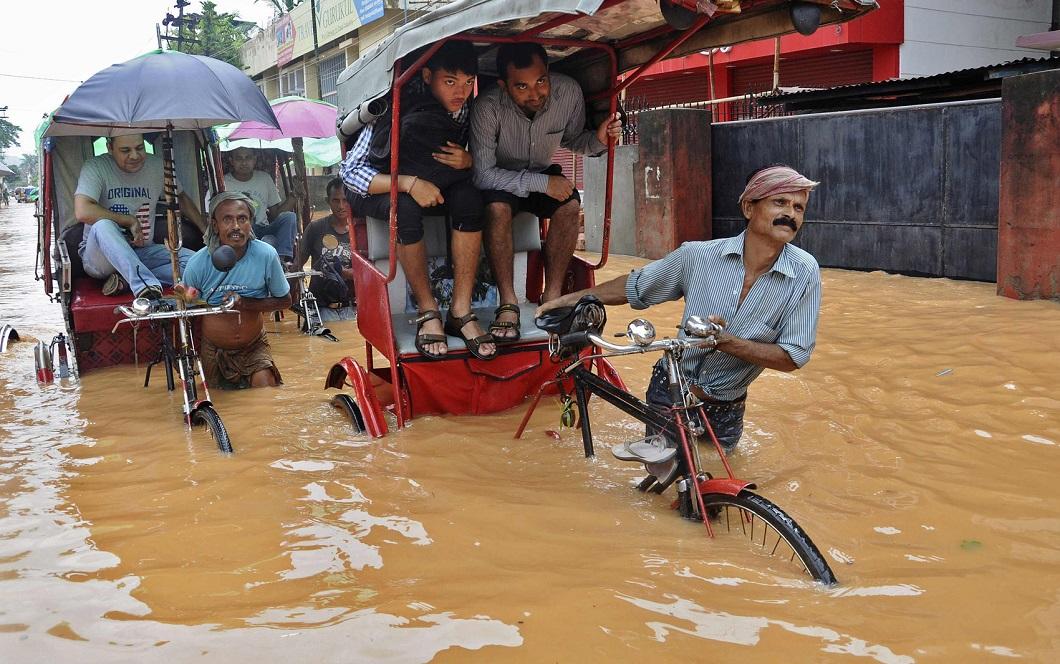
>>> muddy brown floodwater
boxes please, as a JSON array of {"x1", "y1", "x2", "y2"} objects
[{"x1": 1, "y1": 201, "x2": 1059, "y2": 662}]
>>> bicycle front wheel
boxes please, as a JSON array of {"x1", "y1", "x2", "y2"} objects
[
  {"x1": 701, "y1": 490, "x2": 836, "y2": 585},
  {"x1": 192, "y1": 405, "x2": 234, "y2": 455}
]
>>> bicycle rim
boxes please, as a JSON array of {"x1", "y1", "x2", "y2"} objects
[{"x1": 701, "y1": 490, "x2": 836, "y2": 585}]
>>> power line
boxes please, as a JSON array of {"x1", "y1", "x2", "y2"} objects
[{"x1": 0, "y1": 72, "x2": 83, "y2": 84}]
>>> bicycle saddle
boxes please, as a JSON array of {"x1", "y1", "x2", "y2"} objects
[{"x1": 534, "y1": 295, "x2": 607, "y2": 336}]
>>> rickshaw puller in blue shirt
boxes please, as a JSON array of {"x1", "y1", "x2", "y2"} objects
[
  {"x1": 536, "y1": 165, "x2": 823, "y2": 452},
  {"x1": 180, "y1": 192, "x2": 291, "y2": 389}
]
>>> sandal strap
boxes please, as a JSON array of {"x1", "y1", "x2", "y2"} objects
[
  {"x1": 469, "y1": 333, "x2": 493, "y2": 345},
  {"x1": 414, "y1": 309, "x2": 442, "y2": 325},
  {"x1": 448, "y1": 311, "x2": 478, "y2": 327},
  {"x1": 489, "y1": 320, "x2": 519, "y2": 330},
  {"x1": 417, "y1": 333, "x2": 447, "y2": 343},
  {"x1": 494, "y1": 303, "x2": 521, "y2": 315}
]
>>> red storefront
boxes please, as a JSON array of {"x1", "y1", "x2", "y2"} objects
[{"x1": 625, "y1": 0, "x2": 904, "y2": 109}]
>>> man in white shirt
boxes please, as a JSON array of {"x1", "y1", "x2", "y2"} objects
[{"x1": 223, "y1": 147, "x2": 301, "y2": 264}]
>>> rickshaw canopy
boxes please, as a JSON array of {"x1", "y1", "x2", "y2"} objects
[{"x1": 335, "y1": 0, "x2": 878, "y2": 122}]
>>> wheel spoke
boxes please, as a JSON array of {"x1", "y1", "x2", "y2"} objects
[{"x1": 701, "y1": 492, "x2": 835, "y2": 584}]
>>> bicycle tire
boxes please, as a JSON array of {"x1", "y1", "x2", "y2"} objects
[
  {"x1": 701, "y1": 490, "x2": 836, "y2": 585},
  {"x1": 192, "y1": 405, "x2": 234, "y2": 454},
  {"x1": 330, "y1": 394, "x2": 366, "y2": 433}
]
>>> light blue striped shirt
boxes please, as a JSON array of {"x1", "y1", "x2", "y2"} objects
[{"x1": 625, "y1": 232, "x2": 821, "y2": 402}]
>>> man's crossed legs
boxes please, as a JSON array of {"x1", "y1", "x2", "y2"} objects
[{"x1": 79, "y1": 218, "x2": 193, "y2": 297}]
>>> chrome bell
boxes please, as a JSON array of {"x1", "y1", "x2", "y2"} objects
[
  {"x1": 131, "y1": 297, "x2": 154, "y2": 315},
  {"x1": 626, "y1": 318, "x2": 656, "y2": 346}
]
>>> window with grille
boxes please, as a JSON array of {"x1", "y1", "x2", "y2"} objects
[
  {"x1": 280, "y1": 67, "x2": 305, "y2": 97},
  {"x1": 318, "y1": 52, "x2": 346, "y2": 103}
]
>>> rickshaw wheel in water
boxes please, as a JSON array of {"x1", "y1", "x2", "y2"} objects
[
  {"x1": 331, "y1": 394, "x2": 366, "y2": 433},
  {"x1": 192, "y1": 405, "x2": 234, "y2": 454}
]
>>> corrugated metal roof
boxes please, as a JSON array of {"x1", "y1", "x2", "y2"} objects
[{"x1": 760, "y1": 56, "x2": 1060, "y2": 109}]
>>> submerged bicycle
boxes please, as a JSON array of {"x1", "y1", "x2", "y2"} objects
[
  {"x1": 518, "y1": 297, "x2": 836, "y2": 585},
  {"x1": 112, "y1": 277, "x2": 239, "y2": 455}
]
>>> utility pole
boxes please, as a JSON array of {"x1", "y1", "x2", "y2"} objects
[{"x1": 160, "y1": 0, "x2": 199, "y2": 51}]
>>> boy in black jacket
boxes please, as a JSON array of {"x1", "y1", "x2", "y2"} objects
[{"x1": 339, "y1": 41, "x2": 494, "y2": 360}]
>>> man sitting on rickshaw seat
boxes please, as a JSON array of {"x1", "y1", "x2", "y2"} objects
[
  {"x1": 180, "y1": 192, "x2": 291, "y2": 389},
  {"x1": 294, "y1": 177, "x2": 356, "y2": 321},
  {"x1": 73, "y1": 133, "x2": 205, "y2": 299},
  {"x1": 339, "y1": 40, "x2": 496, "y2": 361},
  {"x1": 224, "y1": 147, "x2": 301, "y2": 267},
  {"x1": 470, "y1": 42, "x2": 622, "y2": 342}
]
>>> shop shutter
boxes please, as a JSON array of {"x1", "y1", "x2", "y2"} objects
[
  {"x1": 553, "y1": 148, "x2": 585, "y2": 190},
  {"x1": 626, "y1": 71, "x2": 710, "y2": 107},
  {"x1": 732, "y1": 49, "x2": 875, "y2": 95}
]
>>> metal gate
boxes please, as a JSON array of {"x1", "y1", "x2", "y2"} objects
[{"x1": 711, "y1": 99, "x2": 1002, "y2": 281}]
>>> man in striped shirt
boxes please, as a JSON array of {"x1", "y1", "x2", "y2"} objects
[
  {"x1": 537, "y1": 165, "x2": 822, "y2": 452},
  {"x1": 470, "y1": 42, "x2": 621, "y2": 341}
]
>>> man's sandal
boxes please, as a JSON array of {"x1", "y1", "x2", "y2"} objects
[
  {"x1": 413, "y1": 310, "x2": 448, "y2": 360},
  {"x1": 488, "y1": 303, "x2": 522, "y2": 343},
  {"x1": 444, "y1": 311, "x2": 496, "y2": 361}
]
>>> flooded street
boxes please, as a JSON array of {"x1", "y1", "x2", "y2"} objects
[{"x1": 1, "y1": 200, "x2": 1059, "y2": 662}]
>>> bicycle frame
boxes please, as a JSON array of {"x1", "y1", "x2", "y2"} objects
[
  {"x1": 515, "y1": 327, "x2": 752, "y2": 538},
  {"x1": 113, "y1": 300, "x2": 236, "y2": 426}
]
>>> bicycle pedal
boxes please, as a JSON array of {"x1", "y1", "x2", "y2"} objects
[{"x1": 610, "y1": 435, "x2": 677, "y2": 465}]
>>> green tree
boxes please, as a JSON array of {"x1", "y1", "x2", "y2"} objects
[
  {"x1": 255, "y1": 0, "x2": 302, "y2": 14},
  {"x1": 0, "y1": 118, "x2": 22, "y2": 155},
  {"x1": 19, "y1": 153, "x2": 39, "y2": 186},
  {"x1": 172, "y1": 1, "x2": 249, "y2": 69}
]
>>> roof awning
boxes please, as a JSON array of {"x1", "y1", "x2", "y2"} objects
[{"x1": 1016, "y1": 30, "x2": 1060, "y2": 51}]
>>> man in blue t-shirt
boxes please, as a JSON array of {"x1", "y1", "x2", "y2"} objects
[
  {"x1": 181, "y1": 192, "x2": 291, "y2": 389},
  {"x1": 74, "y1": 133, "x2": 205, "y2": 298}
]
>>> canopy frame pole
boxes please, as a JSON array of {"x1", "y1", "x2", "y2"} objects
[{"x1": 162, "y1": 123, "x2": 185, "y2": 301}]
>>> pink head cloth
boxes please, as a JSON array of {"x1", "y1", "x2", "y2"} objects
[{"x1": 738, "y1": 166, "x2": 819, "y2": 204}]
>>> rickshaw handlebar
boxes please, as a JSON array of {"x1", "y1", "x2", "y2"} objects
[
  {"x1": 559, "y1": 318, "x2": 723, "y2": 357},
  {"x1": 111, "y1": 297, "x2": 238, "y2": 331}
]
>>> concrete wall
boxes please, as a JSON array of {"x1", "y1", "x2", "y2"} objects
[
  {"x1": 583, "y1": 146, "x2": 639, "y2": 256},
  {"x1": 997, "y1": 68, "x2": 1060, "y2": 300},
  {"x1": 901, "y1": 1, "x2": 1052, "y2": 77}
]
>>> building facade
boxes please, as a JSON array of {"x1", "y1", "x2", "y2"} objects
[{"x1": 625, "y1": 0, "x2": 1054, "y2": 109}]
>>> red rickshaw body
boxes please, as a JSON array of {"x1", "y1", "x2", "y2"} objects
[{"x1": 36, "y1": 128, "x2": 224, "y2": 374}]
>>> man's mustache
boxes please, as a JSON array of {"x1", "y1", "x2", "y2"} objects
[{"x1": 772, "y1": 215, "x2": 798, "y2": 231}]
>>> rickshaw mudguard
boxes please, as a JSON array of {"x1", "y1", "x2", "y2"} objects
[
  {"x1": 325, "y1": 357, "x2": 389, "y2": 438},
  {"x1": 696, "y1": 477, "x2": 755, "y2": 497},
  {"x1": 402, "y1": 344, "x2": 561, "y2": 417}
]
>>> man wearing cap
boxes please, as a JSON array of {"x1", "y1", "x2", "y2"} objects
[
  {"x1": 180, "y1": 191, "x2": 291, "y2": 389},
  {"x1": 536, "y1": 164, "x2": 822, "y2": 452}
]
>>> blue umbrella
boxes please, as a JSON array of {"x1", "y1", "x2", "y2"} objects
[{"x1": 48, "y1": 49, "x2": 278, "y2": 136}]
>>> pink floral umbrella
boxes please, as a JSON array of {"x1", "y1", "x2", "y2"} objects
[{"x1": 225, "y1": 95, "x2": 337, "y2": 140}]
